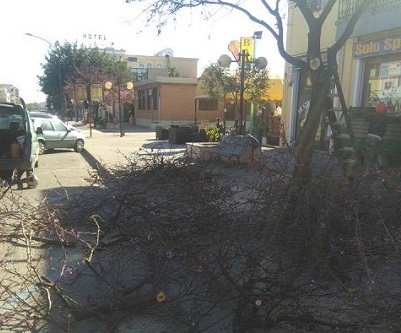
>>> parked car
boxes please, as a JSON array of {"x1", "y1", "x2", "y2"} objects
[
  {"x1": 31, "y1": 116, "x2": 85, "y2": 154},
  {"x1": 0, "y1": 102, "x2": 41, "y2": 189}
]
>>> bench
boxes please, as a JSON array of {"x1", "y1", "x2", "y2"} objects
[
  {"x1": 347, "y1": 108, "x2": 401, "y2": 154},
  {"x1": 349, "y1": 119, "x2": 401, "y2": 153},
  {"x1": 185, "y1": 135, "x2": 262, "y2": 164}
]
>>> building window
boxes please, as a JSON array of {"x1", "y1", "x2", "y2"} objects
[
  {"x1": 147, "y1": 88, "x2": 153, "y2": 110},
  {"x1": 131, "y1": 67, "x2": 148, "y2": 82},
  {"x1": 198, "y1": 98, "x2": 218, "y2": 111},
  {"x1": 152, "y1": 87, "x2": 158, "y2": 110},
  {"x1": 157, "y1": 64, "x2": 162, "y2": 68},
  {"x1": 361, "y1": 53, "x2": 401, "y2": 114},
  {"x1": 138, "y1": 90, "x2": 146, "y2": 110},
  {"x1": 147, "y1": 63, "x2": 152, "y2": 68}
]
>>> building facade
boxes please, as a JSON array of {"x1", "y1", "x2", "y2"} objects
[
  {"x1": 282, "y1": 0, "x2": 401, "y2": 146},
  {"x1": 0, "y1": 84, "x2": 20, "y2": 104},
  {"x1": 103, "y1": 47, "x2": 224, "y2": 129}
]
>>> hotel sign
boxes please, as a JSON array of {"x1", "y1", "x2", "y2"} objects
[
  {"x1": 82, "y1": 33, "x2": 107, "y2": 41},
  {"x1": 354, "y1": 34, "x2": 401, "y2": 58}
]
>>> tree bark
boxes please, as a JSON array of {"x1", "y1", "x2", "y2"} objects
[{"x1": 293, "y1": 71, "x2": 331, "y2": 183}]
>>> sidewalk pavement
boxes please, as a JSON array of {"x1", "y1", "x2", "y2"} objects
[
  {"x1": 78, "y1": 122, "x2": 187, "y2": 170},
  {"x1": 77, "y1": 122, "x2": 279, "y2": 171}
]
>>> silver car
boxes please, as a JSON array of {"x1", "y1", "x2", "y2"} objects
[{"x1": 31, "y1": 117, "x2": 85, "y2": 154}]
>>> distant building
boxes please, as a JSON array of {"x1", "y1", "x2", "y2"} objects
[
  {"x1": 0, "y1": 84, "x2": 20, "y2": 104},
  {"x1": 101, "y1": 47, "x2": 225, "y2": 128}
]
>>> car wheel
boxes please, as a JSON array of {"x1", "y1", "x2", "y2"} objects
[
  {"x1": 74, "y1": 139, "x2": 84, "y2": 152},
  {"x1": 38, "y1": 140, "x2": 46, "y2": 155}
]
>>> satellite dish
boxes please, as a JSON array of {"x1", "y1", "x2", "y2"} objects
[
  {"x1": 218, "y1": 54, "x2": 232, "y2": 68},
  {"x1": 255, "y1": 57, "x2": 268, "y2": 69}
]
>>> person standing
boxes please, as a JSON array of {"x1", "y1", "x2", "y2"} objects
[
  {"x1": 216, "y1": 117, "x2": 224, "y2": 135},
  {"x1": 365, "y1": 102, "x2": 388, "y2": 167},
  {"x1": 233, "y1": 120, "x2": 239, "y2": 135}
]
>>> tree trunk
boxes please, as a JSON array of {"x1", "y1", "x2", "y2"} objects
[{"x1": 293, "y1": 73, "x2": 331, "y2": 183}]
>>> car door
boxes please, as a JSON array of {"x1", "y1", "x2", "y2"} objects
[
  {"x1": 52, "y1": 120, "x2": 75, "y2": 148},
  {"x1": 39, "y1": 119, "x2": 59, "y2": 149}
]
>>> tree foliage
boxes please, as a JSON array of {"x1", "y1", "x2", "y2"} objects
[
  {"x1": 40, "y1": 42, "x2": 133, "y2": 112},
  {"x1": 168, "y1": 66, "x2": 183, "y2": 77},
  {"x1": 200, "y1": 62, "x2": 270, "y2": 118},
  {"x1": 125, "y1": 0, "x2": 371, "y2": 182}
]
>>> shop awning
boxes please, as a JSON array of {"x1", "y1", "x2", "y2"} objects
[{"x1": 262, "y1": 73, "x2": 283, "y2": 102}]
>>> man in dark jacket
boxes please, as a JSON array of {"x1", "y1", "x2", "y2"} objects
[{"x1": 366, "y1": 102, "x2": 387, "y2": 167}]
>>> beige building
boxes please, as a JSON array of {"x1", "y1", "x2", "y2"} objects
[
  {"x1": 282, "y1": 0, "x2": 401, "y2": 146},
  {"x1": 104, "y1": 47, "x2": 224, "y2": 129}
]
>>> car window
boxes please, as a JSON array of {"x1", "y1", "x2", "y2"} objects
[
  {"x1": 40, "y1": 119, "x2": 54, "y2": 131},
  {"x1": 53, "y1": 121, "x2": 67, "y2": 131},
  {"x1": 0, "y1": 105, "x2": 24, "y2": 129}
]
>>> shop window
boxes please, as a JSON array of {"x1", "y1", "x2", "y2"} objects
[
  {"x1": 199, "y1": 98, "x2": 218, "y2": 111},
  {"x1": 362, "y1": 53, "x2": 401, "y2": 114}
]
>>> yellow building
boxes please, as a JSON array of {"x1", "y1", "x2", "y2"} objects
[{"x1": 282, "y1": 0, "x2": 401, "y2": 146}]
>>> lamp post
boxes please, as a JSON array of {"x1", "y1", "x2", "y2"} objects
[
  {"x1": 219, "y1": 39, "x2": 267, "y2": 135},
  {"x1": 25, "y1": 32, "x2": 64, "y2": 120},
  {"x1": 253, "y1": 31, "x2": 263, "y2": 59},
  {"x1": 223, "y1": 108, "x2": 227, "y2": 133},
  {"x1": 104, "y1": 81, "x2": 134, "y2": 137},
  {"x1": 249, "y1": 31, "x2": 263, "y2": 133}
]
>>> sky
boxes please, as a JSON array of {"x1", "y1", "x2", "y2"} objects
[{"x1": 1, "y1": 0, "x2": 286, "y2": 103}]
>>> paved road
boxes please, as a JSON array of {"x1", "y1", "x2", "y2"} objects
[{"x1": 23, "y1": 124, "x2": 170, "y2": 204}]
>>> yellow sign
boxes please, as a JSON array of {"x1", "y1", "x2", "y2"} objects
[
  {"x1": 240, "y1": 37, "x2": 254, "y2": 61},
  {"x1": 74, "y1": 84, "x2": 87, "y2": 102},
  {"x1": 90, "y1": 84, "x2": 103, "y2": 102}
]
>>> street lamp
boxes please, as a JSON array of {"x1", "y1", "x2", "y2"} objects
[
  {"x1": 253, "y1": 31, "x2": 263, "y2": 55},
  {"x1": 104, "y1": 81, "x2": 134, "y2": 137},
  {"x1": 249, "y1": 31, "x2": 263, "y2": 133},
  {"x1": 219, "y1": 39, "x2": 267, "y2": 135},
  {"x1": 25, "y1": 32, "x2": 64, "y2": 120}
]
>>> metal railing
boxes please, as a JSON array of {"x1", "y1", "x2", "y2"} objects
[{"x1": 338, "y1": 0, "x2": 401, "y2": 21}]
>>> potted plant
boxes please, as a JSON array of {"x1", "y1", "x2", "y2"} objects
[{"x1": 206, "y1": 127, "x2": 220, "y2": 142}]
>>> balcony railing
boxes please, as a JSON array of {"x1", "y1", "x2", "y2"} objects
[{"x1": 338, "y1": 0, "x2": 401, "y2": 21}]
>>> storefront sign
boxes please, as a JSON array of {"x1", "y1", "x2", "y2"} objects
[
  {"x1": 240, "y1": 37, "x2": 254, "y2": 61},
  {"x1": 354, "y1": 34, "x2": 401, "y2": 58}
]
